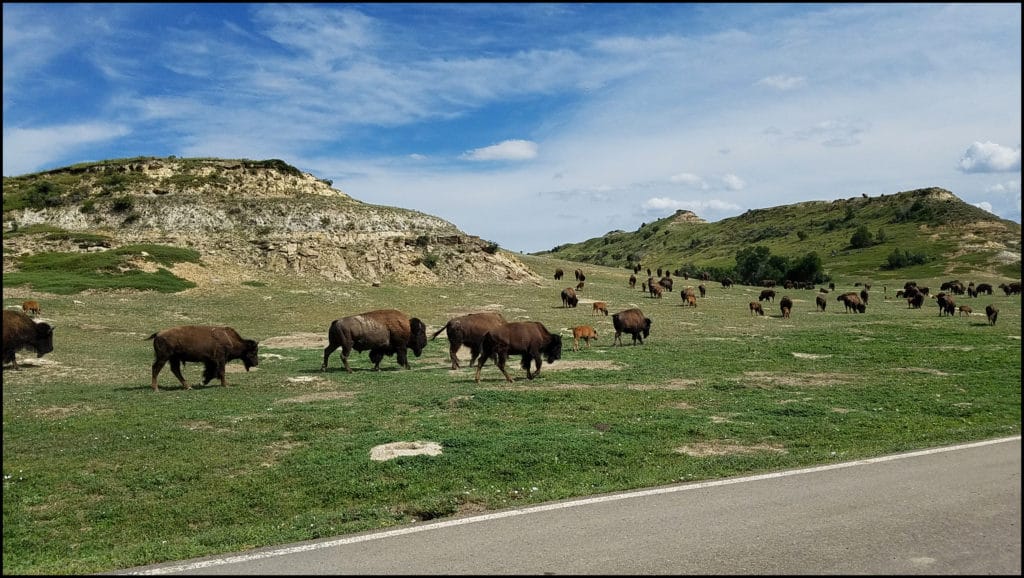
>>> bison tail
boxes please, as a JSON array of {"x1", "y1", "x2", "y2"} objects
[
  {"x1": 431, "y1": 322, "x2": 449, "y2": 340},
  {"x1": 145, "y1": 333, "x2": 158, "y2": 341}
]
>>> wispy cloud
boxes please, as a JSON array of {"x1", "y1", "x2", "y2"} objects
[
  {"x1": 462, "y1": 139, "x2": 538, "y2": 161},
  {"x1": 756, "y1": 74, "x2": 806, "y2": 90}
]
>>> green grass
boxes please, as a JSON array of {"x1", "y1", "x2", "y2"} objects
[{"x1": 2, "y1": 253, "x2": 1020, "y2": 574}]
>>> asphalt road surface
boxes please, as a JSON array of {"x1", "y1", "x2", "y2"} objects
[{"x1": 115, "y1": 436, "x2": 1021, "y2": 575}]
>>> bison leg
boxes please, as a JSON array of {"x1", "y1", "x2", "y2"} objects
[
  {"x1": 495, "y1": 351, "x2": 513, "y2": 383},
  {"x1": 150, "y1": 357, "x2": 167, "y2": 390},
  {"x1": 369, "y1": 349, "x2": 385, "y2": 370},
  {"x1": 449, "y1": 342, "x2": 462, "y2": 370},
  {"x1": 395, "y1": 346, "x2": 410, "y2": 370},
  {"x1": 5, "y1": 349, "x2": 20, "y2": 370},
  {"x1": 321, "y1": 341, "x2": 341, "y2": 372},
  {"x1": 169, "y1": 359, "x2": 191, "y2": 390},
  {"x1": 342, "y1": 345, "x2": 354, "y2": 373}
]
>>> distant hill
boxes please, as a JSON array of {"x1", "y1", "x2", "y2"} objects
[
  {"x1": 534, "y1": 187, "x2": 1021, "y2": 283},
  {"x1": 2, "y1": 157, "x2": 541, "y2": 288}
]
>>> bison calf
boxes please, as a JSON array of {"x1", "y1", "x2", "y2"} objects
[
  {"x1": 147, "y1": 325, "x2": 259, "y2": 391},
  {"x1": 749, "y1": 301, "x2": 765, "y2": 316},
  {"x1": 572, "y1": 325, "x2": 598, "y2": 351},
  {"x1": 21, "y1": 300, "x2": 41, "y2": 317},
  {"x1": 592, "y1": 301, "x2": 609, "y2": 316},
  {"x1": 3, "y1": 310, "x2": 55, "y2": 370}
]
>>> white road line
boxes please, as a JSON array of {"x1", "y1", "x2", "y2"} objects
[{"x1": 129, "y1": 435, "x2": 1021, "y2": 575}]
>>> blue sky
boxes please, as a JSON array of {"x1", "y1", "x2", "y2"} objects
[{"x1": 3, "y1": 3, "x2": 1021, "y2": 254}]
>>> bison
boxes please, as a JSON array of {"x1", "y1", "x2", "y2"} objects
[
  {"x1": 431, "y1": 311, "x2": 507, "y2": 370},
  {"x1": 474, "y1": 321, "x2": 562, "y2": 383},
  {"x1": 780, "y1": 296, "x2": 793, "y2": 318},
  {"x1": 698, "y1": 284, "x2": 706, "y2": 298},
  {"x1": 749, "y1": 301, "x2": 765, "y2": 316},
  {"x1": 975, "y1": 283, "x2": 993, "y2": 295},
  {"x1": 561, "y1": 287, "x2": 579, "y2": 308},
  {"x1": 21, "y1": 300, "x2": 41, "y2": 317},
  {"x1": 648, "y1": 282, "x2": 664, "y2": 299},
  {"x1": 999, "y1": 282, "x2": 1021, "y2": 295},
  {"x1": 572, "y1": 325, "x2": 598, "y2": 351},
  {"x1": 3, "y1": 310, "x2": 55, "y2": 370},
  {"x1": 758, "y1": 289, "x2": 776, "y2": 303},
  {"x1": 554, "y1": 268, "x2": 564, "y2": 281},
  {"x1": 958, "y1": 305, "x2": 973, "y2": 317},
  {"x1": 592, "y1": 301, "x2": 609, "y2": 316},
  {"x1": 147, "y1": 325, "x2": 259, "y2": 391},
  {"x1": 321, "y1": 309, "x2": 427, "y2": 373},
  {"x1": 935, "y1": 293, "x2": 956, "y2": 317},
  {"x1": 628, "y1": 274, "x2": 637, "y2": 289},
  {"x1": 658, "y1": 276, "x2": 673, "y2": 292},
  {"x1": 815, "y1": 294, "x2": 827, "y2": 312},
  {"x1": 837, "y1": 292, "x2": 866, "y2": 313},
  {"x1": 612, "y1": 308, "x2": 652, "y2": 346},
  {"x1": 986, "y1": 304, "x2": 999, "y2": 326}
]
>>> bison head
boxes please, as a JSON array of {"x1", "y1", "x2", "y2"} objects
[
  {"x1": 410, "y1": 318, "x2": 428, "y2": 357},
  {"x1": 543, "y1": 334, "x2": 563, "y2": 364},
  {"x1": 241, "y1": 339, "x2": 260, "y2": 370},
  {"x1": 642, "y1": 318, "x2": 652, "y2": 338},
  {"x1": 33, "y1": 322, "x2": 55, "y2": 357}
]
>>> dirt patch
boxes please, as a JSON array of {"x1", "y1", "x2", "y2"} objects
[
  {"x1": 260, "y1": 440, "x2": 306, "y2": 467},
  {"x1": 370, "y1": 441, "x2": 443, "y2": 461},
  {"x1": 276, "y1": 391, "x2": 356, "y2": 404},
  {"x1": 626, "y1": 379, "x2": 699, "y2": 390},
  {"x1": 261, "y1": 332, "x2": 328, "y2": 349},
  {"x1": 895, "y1": 367, "x2": 951, "y2": 376},
  {"x1": 737, "y1": 371, "x2": 858, "y2": 388},
  {"x1": 674, "y1": 441, "x2": 788, "y2": 457},
  {"x1": 183, "y1": 420, "x2": 232, "y2": 433},
  {"x1": 791, "y1": 352, "x2": 831, "y2": 359},
  {"x1": 546, "y1": 359, "x2": 624, "y2": 371},
  {"x1": 31, "y1": 404, "x2": 93, "y2": 419}
]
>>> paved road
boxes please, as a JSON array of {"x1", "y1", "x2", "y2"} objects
[{"x1": 116, "y1": 436, "x2": 1021, "y2": 575}]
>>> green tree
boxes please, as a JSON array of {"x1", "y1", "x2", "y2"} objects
[{"x1": 850, "y1": 225, "x2": 873, "y2": 249}]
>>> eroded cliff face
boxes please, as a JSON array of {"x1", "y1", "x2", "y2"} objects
[{"x1": 2, "y1": 158, "x2": 541, "y2": 286}]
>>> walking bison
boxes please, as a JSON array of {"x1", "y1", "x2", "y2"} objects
[
  {"x1": 572, "y1": 325, "x2": 598, "y2": 351},
  {"x1": 612, "y1": 308, "x2": 652, "y2": 346},
  {"x1": 474, "y1": 321, "x2": 562, "y2": 383},
  {"x1": 431, "y1": 311, "x2": 507, "y2": 370},
  {"x1": 3, "y1": 310, "x2": 55, "y2": 370},
  {"x1": 321, "y1": 309, "x2": 427, "y2": 373},
  {"x1": 147, "y1": 325, "x2": 259, "y2": 391}
]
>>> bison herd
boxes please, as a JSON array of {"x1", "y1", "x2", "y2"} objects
[{"x1": 3, "y1": 271, "x2": 1016, "y2": 387}]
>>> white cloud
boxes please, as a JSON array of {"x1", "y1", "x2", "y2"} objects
[
  {"x1": 3, "y1": 123, "x2": 130, "y2": 176},
  {"x1": 957, "y1": 142, "x2": 1021, "y2": 173},
  {"x1": 641, "y1": 196, "x2": 743, "y2": 218},
  {"x1": 756, "y1": 74, "x2": 806, "y2": 90},
  {"x1": 721, "y1": 174, "x2": 746, "y2": 191},
  {"x1": 461, "y1": 139, "x2": 538, "y2": 161},
  {"x1": 985, "y1": 180, "x2": 1021, "y2": 194},
  {"x1": 669, "y1": 172, "x2": 709, "y2": 189},
  {"x1": 973, "y1": 201, "x2": 994, "y2": 214}
]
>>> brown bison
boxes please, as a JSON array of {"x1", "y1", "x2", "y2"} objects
[
  {"x1": 683, "y1": 293, "x2": 697, "y2": 307},
  {"x1": 837, "y1": 292, "x2": 866, "y2": 313},
  {"x1": 576, "y1": 281, "x2": 585, "y2": 291},
  {"x1": 975, "y1": 283, "x2": 993, "y2": 295},
  {"x1": 628, "y1": 274, "x2": 637, "y2": 289},
  {"x1": 431, "y1": 311, "x2": 507, "y2": 370},
  {"x1": 907, "y1": 293, "x2": 925, "y2": 309},
  {"x1": 999, "y1": 282, "x2": 1021, "y2": 295},
  {"x1": 561, "y1": 287, "x2": 579, "y2": 308},
  {"x1": 572, "y1": 325, "x2": 598, "y2": 351},
  {"x1": 648, "y1": 282, "x2": 663, "y2": 299},
  {"x1": 21, "y1": 300, "x2": 41, "y2": 317},
  {"x1": 612, "y1": 308, "x2": 652, "y2": 346},
  {"x1": 958, "y1": 305, "x2": 973, "y2": 317},
  {"x1": 985, "y1": 304, "x2": 999, "y2": 326},
  {"x1": 698, "y1": 284, "x2": 706, "y2": 298},
  {"x1": 658, "y1": 276, "x2": 673, "y2": 292},
  {"x1": 721, "y1": 277, "x2": 733, "y2": 288},
  {"x1": 147, "y1": 325, "x2": 259, "y2": 391},
  {"x1": 554, "y1": 268, "x2": 564, "y2": 281},
  {"x1": 474, "y1": 321, "x2": 562, "y2": 383},
  {"x1": 749, "y1": 301, "x2": 765, "y2": 316},
  {"x1": 780, "y1": 296, "x2": 793, "y2": 318},
  {"x1": 3, "y1": 310, "x2": 55, "y2": 370},
  {"x1": 758, "y1": 289, "x2": 776, "y2": 303},
  {"x1": 321, "y1": 309, "x2": 427, "y2": 373},
  {"x1": 592, "y1": 301, "x2": 609, "y2": 316},
  {"x1": 815, "y1": 294, "x2": 827, "y2": 312},
  {"x1": 935, "y1": 293, "x2": 956, "y2": 317}
]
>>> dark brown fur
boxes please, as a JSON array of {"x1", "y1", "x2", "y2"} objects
[
  {"x1": 837, "y1": 292, "x2": 866, "y2": 313},
  {"x1": 749, "y1": 301, "x2": 765, "y2": 316},
  {"x1": 815, "y1": 294, "x2": 827, "y2": 311},
  {"x1": 475, "y1": 321, "x2": 562, "y2": 383},
  {"x1": 985, "y1": 304, "x2": 999, "y2": 325},
  {"x1": 780, "y1": 296, "x2": 793, "y2": 318},
  {"x1": 147, "y1": 325, "x2": 259, "y2": 391},
  {"x1": 612, "y1": 308, "x2": 652, "y2": 346},
  {"x1": 758, "y1": 289, "x2": 776, "y2": 302},
  {"x1": 3, "y1": 310, "x2": 55, "y2": 370},
  {"x1": 431, "y1": 312, "x2": 507, "y2": 370},
  {"x1": 561, "y1": 287, "x2": 579, "y2": 308},
  {"x1": 321, "y1": 309, "x2": 427, "y2": 373}
]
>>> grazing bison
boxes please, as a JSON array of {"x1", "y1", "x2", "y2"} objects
[
  {"x1": 975, "y1": 283, "x2": 993, "y2": 295},
  {"x1": 758, "y1": 289, "x2": 776, "y2": 303},
  {"x1": 999, "y1": 282, "x2": 1021, "y2": 295},
  {"x1": 474, "y1": 321, "x2": 562, "y2": 383},
  {"x1": 958, "y1": 305, "x2": 973, "y2": 317},
  {"x1": 592, "y1": 301, "x2": 609, "y2": 316},
  {"x1": 658, "y1": 276, "x2": 673, "y2": 292},
  {"x1": 907, "y1": 293, "x2": 926, "y2": 309},
  {"x1": 431, "y1": 311, "x2": 507, "y2": 370},
  {"x1": 698, "y1": 284, "x2": 706, "y2": 298},
  {"x1": 749, "y1": 301, "x2": 765, "y2": 316},
  {"x1": 321, "y1": 309, "x2": 427, "y2": 373},
  {"x1": 815, "y1": 294, "x2": 827, "y2": 312},
  {"x1": 985, "y1": 304, "x2": 999, "y2": 326},
  {"x1": 612, "y1": 308, "x2": 652, "y2": 346},
  {"x1": 561, "y1": 287, "x2": 579, "y2": 308},
  {"x1": 721, "y1": 277, "x2": 733, "y2": 288},
  {"x1": 576, "y1": 281, "x2": 585, "y2": 291},
  {"x1": 837, "y1": 292, "x2": 866, "y2": 313},
  {"x1": 21, "y1": 300, "x2": 41, "y2": 317},
  {"x1": 572, "y1": 325, "x2": 598, "y2": 351},
  {"x1": 628, "y1": 274, "x2": 637, "y2": 289},
  {"x1": 554, "y1": 268, "x2": 564, "y2": 281},
  {"x1": 935, "y1": 293, "x2": 956, "y2": 317},
  {"x1": 648, "y1": 282, "x2": 663, "y2": 299},
  {"x1": 780, "y1": 296, "x2": 793, "y2": 318},
  {"x1": 860, "y1": 289, "x2": 869, "y2": 304},
  {"x1": 147, "y1": 325, "x2": 259, "y2": 391},
  {"x1": 683, "y1": 293, "x2": 697, "y2": 307},
  {"x1": 3, "y1": 310, "x2": 55, "y2": 370}
]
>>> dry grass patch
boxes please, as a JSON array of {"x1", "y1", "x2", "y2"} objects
[
  {"x1": 546, "y1": 359, "x2": 624, "y2": 372},
  {"x1": 626, "y1": 379, "x2": 699, "y2": 390},
  {"x1": 737, "y1": 371, "x2": 859, "y2": 388},
  {"x1": 791, "y1": 352, "x2": 831, "y2": 360},
  {"x1": 261, "y1": 332, "x2": 327, "y2": 349},
  {"x1": 260, "y1": 440, "x2": 306, "y2": 467},
  {"x1": 31, "y1": 404, "x2": 95, "y2": 419},
  {"x1": 369, "y1": 441, "x2": 443, "y2": 462},
  {"x1": 895, "y1": 367, "x2": 951, "y2": 376},
  {"x1": 674, "y1": 441, "x2": 788, "y2": 457},
  {"x1": 275, "y1": 391, "x2": 356, "y2": 404}
]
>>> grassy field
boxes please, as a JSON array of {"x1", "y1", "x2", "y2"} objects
[{"x1": 2, "y1": 253, "x2": 1021, "y2": 574}]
